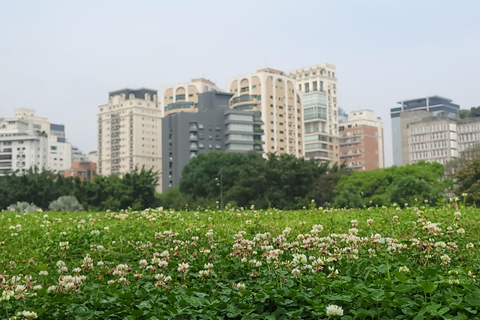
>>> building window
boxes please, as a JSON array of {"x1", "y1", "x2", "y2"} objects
[
  {"x1": 313, "y1": 81, "x2": 317, "y2": 91},
  {"x1": 305, "y1": 83, "x2": 310, "y2": 93}
]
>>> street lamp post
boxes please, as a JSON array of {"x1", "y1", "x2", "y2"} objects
[{"x1": 215, "y1": 170, "x2": 224, "y2": 210}]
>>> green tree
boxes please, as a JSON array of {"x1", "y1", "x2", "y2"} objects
[{"x1": 455, "y1": 156, "x2": 480, "y2": 206}]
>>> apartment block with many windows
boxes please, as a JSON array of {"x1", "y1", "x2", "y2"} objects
[
  {"x1": 97, "y1": 88, "x2": 162, "y2": 189},
  {"x1": 227, "y1": 68, "x2": 303, "y2": 157},
  {"x1": 162, "y1": 91, "x2": 262, "y2": 191},
  {"x1": 289, "y1": 64, "x2": 339, "y2": 163},
  {"x1": 338, "y1": 110, "x2": 384, "y2": 171},
  {"x1": 391, "y1": 96, "x2": 459, "y2": 166}
]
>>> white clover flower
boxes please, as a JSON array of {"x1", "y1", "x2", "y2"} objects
[
  {"x1": 326, "y1": 304, "x2": 344, "y2": 317},
  {"x1": 399, "y1": 266, "x2": 409, "y2": 272},
  {"x1": 33, "y1": 284, "x2": 42, "y2": 291},
  {"x1": 367, "y1": 219, "x2": 374, "y2": 225},
  {"x1": 39, "y1": 270, "x2": 48, "y2": 276},
  {"x1": 441, "y1": 254, "x2": 451, "y2": 266},
  {"x1": 457, "y1": 228, "x2": 465, "y2": 235},
  {"x1": 237, "y1": 283, "x2": 246, "y2": 291},
  {"x1": 291, "y1": 268, "x2": 301, "y2": 278},
  {"x1": 348, "y1": 228, "x2": 358, "y2": 235},
  {"x1": 139, "y1": 259, "x2": 148, "y2": 268},
  {"x1": 177, "y1": 262, "x2": 189, "y2": 273},
  {"x1": 467, "y1": 243, "x2": 474, "y2": 249},
  {"x1": 16, "y1": 311, "x2": 38, "y2": 319},
  {"x1": 59, "y1": 242, "x2": 69, "y2": 250},
  {"x1": 199, "y1": 270, "x2": 209, "y2": 278},
  {"x1": 15, "y1": 285, "x2": 26, "y2": 294},
  {"x1": 1, "y1": 290, "x2": 14, "y2": 301},
  {"x1": 255, "y1": 261, "x2": 262, "y2": 267},
  {"x1": 204, "y1": 263, "x2": 213, "y2": 269},
  {"x1": 454, "y1": 211, "x2": 462, "y2": 218},
  {"x1": 449, "y1": 279, "x2": 460, "y2": 285},
  {"x1": 47, "y1": 285, "x2": 56, "y2": 293},
  {"x1": 292, "y1": 253, "x2": 308, "y2": 266}
]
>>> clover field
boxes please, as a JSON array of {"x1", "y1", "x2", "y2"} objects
[{"x1": 1, "y1": 204, "x2": 480, "y2": 319}]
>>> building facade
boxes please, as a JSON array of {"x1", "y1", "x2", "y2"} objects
[
  {"x1": 97, "y1": 88, "x2": 162, "y2": 189},
  {"x1": 0, "y1": 118, "x2": 49, "y2": 175},
  {"x1": 227, "y1": 68, "x2": 303, "y2": 157},
  {"x1": 161, "y1": 78, "x2": 224, "y2": 117},
  {"x1": 162, "y1": 91, "x2": 262, "y2": 191},
  {"x1": 289, "y1": 64, "x2": 339, "y2": 163},
  {"x1": 406, "y1": 113, "x2": 458, "y2": 165},
  {"x1": 65, "y1": 160, "x2": 97, "y2": 182},
  {"x1": 391, "y1": 96, "x2": 459, "y2": 166},
  {"x1": 338, "y1": 110, "x2": 384, "y2": 171}
]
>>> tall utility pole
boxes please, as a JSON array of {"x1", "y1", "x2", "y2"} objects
[{"x1": 215, "y1": 169, "x2": 223, "y2": 210}]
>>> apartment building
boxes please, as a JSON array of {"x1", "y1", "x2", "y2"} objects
[
  {"x1": 0, "y1": 118, "x2": 49, "y2": 175},
  {"x1": 65, "y1": 160, "x2": 96, "y2": 182},
  {"x1": 406, "y1": 113, "x2": 458, "y2": 165},
  {"x1": 338, "y1": 110, "x2": 384, "y2": 171},
  {"x1": 391, "y1": 96, "x2": 459, "y2": 166},
  {"x1": 458, "y1": 119, "x2": 480, "y2": 154},
  {"x1": 227, "y1": 68, "x2": 303, "y2": 157},
  {"x1": 162, "y1": 91, "x2": 262, "y2": 191},
  {"x1": 97, "y1": 88, "x2": 162, "y2": 188},
  {"x1": 161, "y1": 78, "x2": 224, "y2": 117},
  {"x1": 289, "y1": 64, "x2": 339, "y2": 163}
]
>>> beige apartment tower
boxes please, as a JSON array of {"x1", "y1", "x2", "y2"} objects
[
  {"x1": 97, "y1": 88, "x2": 162, "y2": 189},
  {"x1": 161, "y1": 78, "x2": 224, "y2": 116},
  {"x1": 289, "y1": 64, "x2": 339, "y2": 163},
  {"x1": 227, "y1": 68, "x2": 304, "y2": 157},
  {"x1": 339, "y1": 110, "x2": 384, "y2": 171}
]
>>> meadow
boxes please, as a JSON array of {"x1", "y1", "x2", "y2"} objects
[{"x1": 1, "y1": 201, "x2": 480, "y2": 319}]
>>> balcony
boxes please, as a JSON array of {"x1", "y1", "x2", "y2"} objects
[
  {"x1": 189, "y1": 125, "x2": 198, "y2": 132},
  {"x1": 189, "y1": 135, "x2": 198, "y2": 142},
  {"x1": 165, "y1": 101, "x2": 195, "y2": 112}
]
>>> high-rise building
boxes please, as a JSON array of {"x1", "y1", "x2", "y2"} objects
[
  {"x1": 391, "y1": 96, "x2": 459, "y2": 166},
  {"x1": 5, "y1": 108, "x2": 73, "y2": 173},
  {"x1": 97, "y1": 88, "x2": 162, "y2": 189},
  {"x1": 161, "y1": 78, "x2": 224, "y2": 117},
  {"x1": 404, "y1": 111, "x2": 458, "y2": 165},
  {"x1": 162, "y1": 91, "x2": 263, "y2": 191},
  {"x1": 289, "y1": 64, "x2": 339, "y2": 163},
  {"x1": 338, "y1": 110, "x2": 384, "y2": 171},
  {"x1": 0, "y1": 118, "x2": 49, "y2": 175},
  {"x1": 227, "y1": 68, "x2": 303, "y2": 157}
]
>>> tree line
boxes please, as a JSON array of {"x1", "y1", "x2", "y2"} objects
[
  {"x1": 0, "y1": 167, "x2": 158, "y2": 211},
  {"x1": 3, "y1": 151, "x2": 480, "y2": 211},
  {"x1": 158, "y1": 152, "x2": 472, "y2": 210}
]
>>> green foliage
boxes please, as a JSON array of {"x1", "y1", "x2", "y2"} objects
[
  {"x1": 49, "y1": 196, "x2": 84, "y2": 212},
  {"x1": 180, "y1": 152, "x2": 329, "y2": 210},
  {"x1": 1, "y1": 206, "x2": 480, "y2": 319},
  {"x1": 459, "y1": 106, "x2": 480, "y2": 119},
  {"x1": 0, "y1": 166, "x2": 159, "y2": 211},
  {"x1": 455, "y1": 156, "x2": 480, "y2": 206},
  {"x1": 7, "y1": 201, "x2": 41, "y2": 213},
  {"x1": 333, "y1": 161, "x2": 450, "y2": 208}
]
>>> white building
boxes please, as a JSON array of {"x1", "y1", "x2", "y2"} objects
[
  {"x1": 0, "y1": 118, "x2": 49, "y2": 175},
  {"x1": 227, "y1": 68, "x2": 304, "y2": 157},
  {"x1": 97, "y1": 88, "x2": 162, "y2": 189},
  {"x1": 289, "y1": 64, "x2": 339, "y2": 163}
]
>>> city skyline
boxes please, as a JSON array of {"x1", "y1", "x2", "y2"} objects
[{"x1": 1, "y1": 1, "x2": 479, "y2": 167}]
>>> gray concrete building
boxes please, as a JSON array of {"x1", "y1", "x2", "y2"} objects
[
  {"x1": 162, "y1": 91, "x2": 263, "y2": 192},
  {"x1": 391, "y1": 96, "x2": 459, "y2": 166}
]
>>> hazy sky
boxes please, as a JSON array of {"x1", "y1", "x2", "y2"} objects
[{"x1": 1, "y1": 0, "x2": 479, "y2": 166}]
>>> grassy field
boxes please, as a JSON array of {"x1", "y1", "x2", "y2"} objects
[{"x1": 1, "y1": 203, "x2": 480, "y2": 319}]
